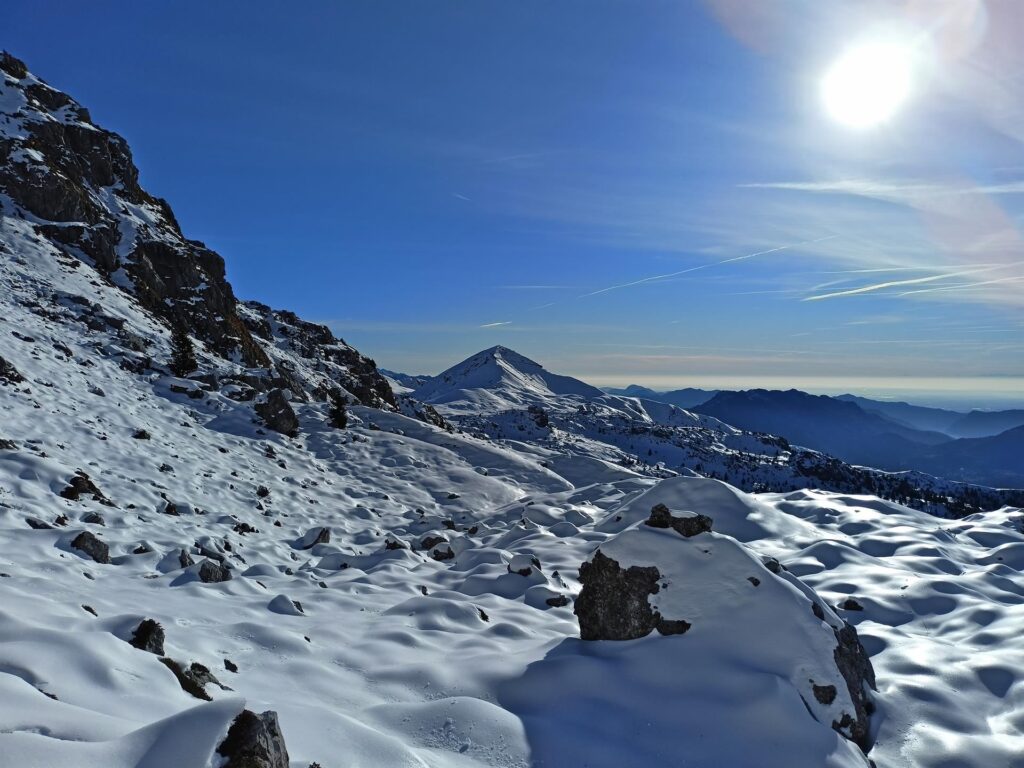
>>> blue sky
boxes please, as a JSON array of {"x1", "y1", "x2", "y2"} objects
[{"x1": 7, "y1": 1, "x2": 1024, "y2": 404}]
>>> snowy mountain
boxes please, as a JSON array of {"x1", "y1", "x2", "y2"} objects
[
  {"x1": 603, "y1": 384, "x2": 718, "y2": 409},
  {"x1": 416, "y1": 347, "x2": 1022, "y2": 515},
  {"x1": 413, "y1": 345, "x2": 606, "y2": 412},
  {"x1": 838, "y1": 394, "x2": 1024, "y2": 438},
  {"x1": 696, "y1": 390, "x2": 1024, "y2": 488},
  {"x1": 2, "y1": 51, "x2": 1024, "y2": 768},
  {"x1": 694, "y1": 389, "x2": 951, "y2": 466}
]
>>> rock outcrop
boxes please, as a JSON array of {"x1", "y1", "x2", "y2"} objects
[
  {"x1": 216, "y1": 709, "x2": 290, "y2": 768},
  {"x1": 129, "y1": 619, "x2": 166, "y2": 655},
  {"x1": 254, "y1": 389, "x2": 299, "y2": 437}
]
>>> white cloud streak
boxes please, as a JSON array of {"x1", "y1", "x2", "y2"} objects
[{"x1": 578, "y1": 235, "x2": 838, "y2": 299}]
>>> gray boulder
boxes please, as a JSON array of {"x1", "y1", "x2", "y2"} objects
[
  {"x1": 71, "y1": 531, "x2": 110, "y2": 564},
  {"x1": 255, "y1": 388, "x2": 299, "y2": 437},
  {"x1": 216, "y1": 709, "x2": 290, "y2": 768}
]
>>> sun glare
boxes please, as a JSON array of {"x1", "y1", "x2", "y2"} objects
[{"x1": 822, "y1": 39, "x2": 915, "y2": 129}]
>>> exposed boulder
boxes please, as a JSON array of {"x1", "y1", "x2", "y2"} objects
[
  {"x1": 255, "y1": 389, "x2": 299, "y2": 437},
  {"x1": 59, "y1": 472, "x2": 110, "y2": 504},
  {"x1": 178, "y1": 549, "x2": 195, "y2": 569},
  {"x1": 831, "y1": 623, "x2": 877, "y2": 750},
  {"x1": 645, "y1": 503, "x2": 712, "y2": 537},
  {"x1": 297, "y1": 527, "x2": 330, "y2": 549},
  {"x1": 129, "y1": 618, "x2": 165, "y2": 655},
  {"x1": 216, "y1": 709, "x2": 290, "y2": 768},
  {"x1": 575, "y1": 550, "x2": 683, "y2": 640},
  {"x1": 508, "y1": 553, "x2": 542, "y2": 577},
  {"x1": 0, "y1": 355, "x2": 25, "y2": 384},
  {"x1": 158, "y1": 658, "x2": 224, "y2": 700},
  {"x1": 70, "y1": 531, "x2": 110, "y2": 564},
  {"x1": 197, "y1": 558, "x2": 232, "y2": 583}
]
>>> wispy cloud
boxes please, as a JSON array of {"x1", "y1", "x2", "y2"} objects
[
  {"x1": 579, "y1": 235, "x2": 838, "y2": 299},
  {"x1": 741, "y1": 179, "x2": 1024, "y2": 202},
  {"x1": 898, "y1": 275, "x2": 1024, "y2": 297},
  {"x1": 479, "y1": 321, "x2": 512, "y2": 328},
  {"x1": 804, "y1": 264, "x2": 1022, "y2": 301}
]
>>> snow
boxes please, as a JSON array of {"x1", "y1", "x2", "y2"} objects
[{"x1": 2, "y1": 54, "x2": 1023, "y2": 768}]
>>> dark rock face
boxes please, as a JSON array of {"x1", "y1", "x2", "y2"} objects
[
  {"x1": 645, "y1": 503, "x2": 713, "y2": 538},
  {"x1": 0, "y1": 355, "x2": 25, "y2": 384},
  {"x1": 197, "y1": 559, "x2": 232, "y2": 583},
  {"x1": 0, "y1": 52, "x2": 268, "y2": 368},
  {"x1": 830, "y1": 622, "x2": 877, "y2": 750},
  {"x1": 70, "y1": 531, "x2": 110, "y2": 564},
  {"x1": 241, "y1": 301, "x2": 397, "y2": 410},
  {"x1": 129, "y1": 618, "x2": 165, "y2": 655},
  {"x1": 216, "y1": 709, "x2": 290, "y2": 768},
  {"x1": 575, "y1": 550, "x2": 687, "y2": 640},
  {"x1": 255, "y1": 389, "x2": 299, "y2": 437}
]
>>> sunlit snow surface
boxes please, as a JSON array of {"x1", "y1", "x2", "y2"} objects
[{"x1": 2, "y1": 214, "x2": 1024, "y2": 767}]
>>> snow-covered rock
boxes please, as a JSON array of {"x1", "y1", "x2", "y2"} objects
[{"x1": 576, "y1": 504, "x2": 876, "y2": 751}]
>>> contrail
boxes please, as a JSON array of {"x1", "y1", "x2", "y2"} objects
[
  {"x1": 479, "y1": 321, "x2": 511, "y2": 328},
  {"x1": 804, "y1": 263, "x2": 1019, "y2": 301},
  {"x1": 578, "y1": 235, "x2": 838, "y2": 299},
  {"x1": 898, "y1": 275, "x2": 1024, "y2": 297}
]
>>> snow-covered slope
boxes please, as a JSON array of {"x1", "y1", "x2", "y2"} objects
[{"x1": 3, "y1": 50, "x2": 1024, "y2": 768}]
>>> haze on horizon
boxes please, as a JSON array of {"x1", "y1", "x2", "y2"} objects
[{"x1": 8, "y1": 1, "x2": 1023, "y2": 406}]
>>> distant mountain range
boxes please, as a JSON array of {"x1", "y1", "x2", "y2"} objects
[
  {"x1": 693, "y1": 389, "x2": 1024, "y2": 487},
  {"x1": 405, "y1": 347, "x2": 1024, "y2": 497},
  {"x1": 395, "y1": 361, "x2": 1024, "y2": 489},
  {"x1": 836, "y1": 394, "x2": 1024, "y2": 439},
  {"x1": 603, "y1": 384, "x2": 718, "y2": 409}
]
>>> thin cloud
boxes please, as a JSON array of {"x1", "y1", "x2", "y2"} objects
[
  {"x1": 578, "y1": 235, "x2": 838, "y2": 299},
  {"x1": 741, "y1": 179, "x2": 1024, "y2": 199},
  {"x1": 479, "y1": 321, "x2": 511, "y2": 328},
  {"x1": 803, "y1": 264, "x2": 1019, "y2": 301},
  {"x1": 898, "y1": 275, "x2": 1024, "y2": 297}
]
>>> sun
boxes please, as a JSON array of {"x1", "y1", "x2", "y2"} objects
[{"x1": 821, "y1": 39, "x2": 915, "y2": 129}]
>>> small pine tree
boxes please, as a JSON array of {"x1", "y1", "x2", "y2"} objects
[
  {"x1": 328, "y1": 391, "x2": 348, "y2": 429},
  {"x1": 168, "y1": 323, "x2": 197, "y2": 377}
]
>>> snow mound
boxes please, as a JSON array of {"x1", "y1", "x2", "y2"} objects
[{"x1": 572, "y1": 505, "x2": 875, "y2": 758}]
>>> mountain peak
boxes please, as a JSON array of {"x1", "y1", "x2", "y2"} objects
[{"x1": 413, "y1": 345, "x2": 604, "y2": 408}]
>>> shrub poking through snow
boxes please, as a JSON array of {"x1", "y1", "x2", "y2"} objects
[{"x1": 167, "y1": 323, "x2": 197, "y2": 378}]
